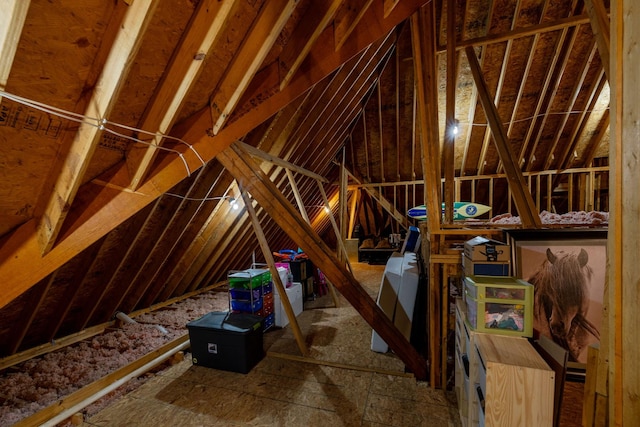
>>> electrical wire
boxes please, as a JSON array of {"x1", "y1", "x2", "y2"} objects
[{"x1": 0, "y1": 89, "x2": 205, "y2": 176}]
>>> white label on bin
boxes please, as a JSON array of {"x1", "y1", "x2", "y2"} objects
[{"x1": 208, "y1": 343, "x2": 218, "y2": 354}]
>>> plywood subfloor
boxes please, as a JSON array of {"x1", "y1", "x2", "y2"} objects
[{"x1": 81, "y1": 262, "x2": 461, "y2": 426}]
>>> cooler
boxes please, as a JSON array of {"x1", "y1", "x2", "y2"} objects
[{"x1": 187, "y1": 311, "x2": 264, "y2": 374}]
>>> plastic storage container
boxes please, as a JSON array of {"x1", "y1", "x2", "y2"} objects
[
  {"x1": 187, "y1": 311, "x2": 264, "y2": 373},
  {"x1": 228, "y1": 269, "x2": 270, "y2": 289},
  {"x1": 464, "y1": 275, "x2": 533, "y2": 337}
]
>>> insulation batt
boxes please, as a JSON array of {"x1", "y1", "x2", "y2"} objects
[
  {"x1": 489, "y1": 210, "x2": 609, "y2": 225},
  {"x1": 0, "y1": 290, "x2": 229, "y2": 425}
]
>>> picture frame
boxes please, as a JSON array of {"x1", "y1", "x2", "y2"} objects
[{"x1": 505, "y1": 228, "x2": 608, "y2": 372}]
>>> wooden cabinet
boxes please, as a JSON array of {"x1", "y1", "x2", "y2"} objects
[{"x1": 455, "y1": 298, "x2": 555, "y2": 427}]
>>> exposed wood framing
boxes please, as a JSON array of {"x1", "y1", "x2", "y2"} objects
[
  {"x1": 36, "y1": 0, "x2": 157, "y2": 254},
  {"x1": 217, "y1": 142, "x2": 427, "y2": 380},
  {"x1": 239, "y1": 190, "x2": 308, "y2": 356},
  {"x1": 126, "y1": 0, "x2": 237, "y2": 190},
  {"x1": 0, "y1": 0, "x2": 429, "y2": 310},
  {"x1": 209, "y1": 0, "x2": 297, "y2": 134},
  {"x1": 585, "y1": 0, "x2": 610, "y2": 80},
  {"x1": 610, "y1": 0, "x2": 640, "y2": 423},
  {"x1": 0, "y1": 0, "x2": 29, "y2": 93},
  {"x1": 334, "y1": 0, "x2": 375, "y2": 51},
  {"x1": 465, "y1": 45, "x2": 541, "y2": 228},
  {"x1": 278, "y1": 0, "x2": 342, "y2": 90},
  {"x1": 411, "y1": 3, "x2": 441, "y2": 232},
  {"x1": 443, "y1": 0, "x2": 456, "y2": 223}
]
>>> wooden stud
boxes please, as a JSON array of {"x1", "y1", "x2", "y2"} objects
[{"x1": 218, "y1": 142, "x2": 428, "y2": 379}]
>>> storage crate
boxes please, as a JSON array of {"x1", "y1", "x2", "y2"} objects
[
  {"x1": 229, "y1": 287, "x2": 260, "y2": 301},
  {"x1": 228, "y1": 269, "x2": 269, "y2": 289},
  {"x1": 187, "y1": 311, "x2": 264, "y2": 374},
  {"x1": 462, "y1": 255, "x2": 510, "y2": 277},
  {"x1": 231, "y1": 297, "x2": 263, "y2": 313},
  {"x1": 263, "y1": 312, "x2": 275, "y2": 330},
  {"x1": 464, "y1": 275, "x2": 533, "y2": 337}
]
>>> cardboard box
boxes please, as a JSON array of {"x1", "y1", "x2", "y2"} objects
[
  {"x1": 187, "y1": 312, "x2": 264, "y2": 373},
  {"x1": 462, "y1": 255, "x2": 510, "y2": 277},
  {"x1": 463, "y1": 236, "x2": 510, "y2": 262}
]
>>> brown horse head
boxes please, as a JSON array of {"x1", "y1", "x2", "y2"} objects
[{"x1": 543, "y1": 248, "x2": 592, "y2": 338}]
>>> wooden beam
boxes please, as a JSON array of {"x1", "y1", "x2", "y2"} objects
[
  {"x1": 383, "y1": 0, "x2": 401, "y2": 18},
  {"x1": 465, "y1": 46, "x2": 541, "y2": 228},
  {"x1": 362, "y1": 186, "x2": 409, "y2": 230},
  {"x1": 126, "y1": 0, "x2": 237, "y2": 190},
  {"x1": 286, "y1": 169, "x2": 311, "y2": 224},
  {"x1": 610, "y1": 0, "x2": 640, "y2": 424},
  {"x1": 334, "y1": 0, "x2": 375, "y2": 51},
  {"x1": 411, "y1": 3, "x2": 441, "y2": 232},
  {"x1": 36, "y1": 0, "x2": 157, "y2": 254},
  {"x1": 279, "y1": 0, "x2": 342, "y2": 90},
  {"x1": 437, "y1": 13, "x2": 592, "y2": 52},
  {"x1": 239, "y1": 190, "x2": 309, "y2": 356},
  {"x1": 443, "y1": 0, "x2": 456, "y2": 223},
  {"x1": 585, "y1": 0, "x2": 610, "y2": 81},
  {"x1": 0, "y1": 0, "x2": 29, "y2": 93},
  {"x1": 0, "y1": 0, "x2": 430, "y2": 310},
  {"x1": 238, "y1": 141, "x2": 328, "y2": 183},
  {"x1": 209, "y1": 0, "x2": 297, "y2": 134},
  {"x1": 217, "y1": 142, "x2": 428, "y2": 380}
]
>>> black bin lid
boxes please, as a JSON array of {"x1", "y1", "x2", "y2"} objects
[{"x1": 187, "y1": 311, "x2": 263, "y2": 333}]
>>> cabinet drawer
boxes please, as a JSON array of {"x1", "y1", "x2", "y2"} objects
[{"x1": 476, "y1": 345, "x2": 486, "y2": 398}]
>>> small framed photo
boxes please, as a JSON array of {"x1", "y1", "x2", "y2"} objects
[{"x1": 506, "y1": 228, "x2": 607, "y2": 370}]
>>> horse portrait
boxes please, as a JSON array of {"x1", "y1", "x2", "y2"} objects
[{"x1": 525, "y1": 247, "x2": 602, "y2": 363}]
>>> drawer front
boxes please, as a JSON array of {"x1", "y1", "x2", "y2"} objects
[{"x1": 476, "y1": 345, "x2": 487, "y2": 398}]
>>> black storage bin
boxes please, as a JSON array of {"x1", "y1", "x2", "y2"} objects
[{"x1": 187, "y1": 311, "x2": 264, "y2": 374}]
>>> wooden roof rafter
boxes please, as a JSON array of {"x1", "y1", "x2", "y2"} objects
[
  {"x1": 0, "y1": 0, "x2": 431, "y2": 310},
  {"x1": 476, "y1": 0, "x2": 526, "y2": 176},
  {"x1": 334, "y1": 0, "x2": 375, "y2": 51},
  {"x1": 209, "y1": 0, "x2": 297, "y2": 135},
  {"x1": 525, "y1": 24, "x2": 582, "y2": 172},
  {"x1": 126, "y1": 0, "x2": 238, "y2": 191},
  {"x1": 278, "y1": 0, "x2": 343, "y2": 90},
  {"x1": 543, "y1": 40, "x2": 599, "y2": 171},
  {"x1": 37, "y1": 0, "x2": 158, "y2": 255},
  {"x1": 556, "y1": 68, "x2": 607, "y2": 171},
  {"x1": 0, "y1": 0, "x2": 29, "y2": 94},
  {"x1": 465, "y1": 45, "x2": 541, "y2": 228}
]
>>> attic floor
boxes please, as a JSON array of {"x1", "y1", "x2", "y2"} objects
[
  {"x1": 78, "y1": 262, "x2": 584, "y2": 426},
  {"x1": 80, "y1": 262, "x2": 462, "y2": 427}
]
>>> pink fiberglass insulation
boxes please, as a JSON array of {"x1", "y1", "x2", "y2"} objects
[{"x1": 0, "y1": 289, "x2": 229, "y2": 425}]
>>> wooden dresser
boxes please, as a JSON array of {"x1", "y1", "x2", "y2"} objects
[{"x1": 455, "y1": 298, "x2": 555, "y2": 427}]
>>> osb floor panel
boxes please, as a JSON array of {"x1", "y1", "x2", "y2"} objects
[
  {"x1": 81, "y1": 262, "x2": 462, "y2": 426},
  {"x1": 80, "y1": 262, "x2": 583, "y2": 426}
]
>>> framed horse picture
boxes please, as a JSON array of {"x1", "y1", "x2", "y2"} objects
[{"x1": 505, "y1": 228, "x2": 607, "y2": 371}]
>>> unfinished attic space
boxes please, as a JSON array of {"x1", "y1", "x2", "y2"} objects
[{"x1": 2, "y1": 0, "x2": 639, "y2": 425}]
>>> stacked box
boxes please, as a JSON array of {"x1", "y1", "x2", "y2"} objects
[
  {"x1": 228, "y1": 268, "x2": 274, "y2": 331},
  {"x1": 462, "y1": 255, "x2": 510, "y2": 277},
  {"x1": 464, "y1": 275, "x2": 533, "y2": 337},
  {"x1": 228, "y1": 269, "x2": 270, "y2": 289},
  {"x1": 463, "y1": 237, "x2": 510, "y2": 262},
  {"x1": 187, "y1": 311, "x2": 264, "y2": 374}
]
